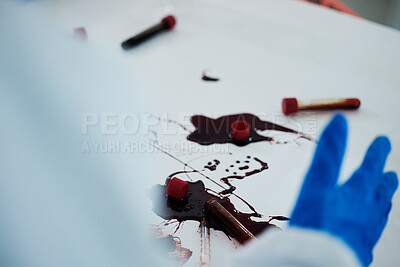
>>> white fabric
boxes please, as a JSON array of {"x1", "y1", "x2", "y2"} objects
[
  {"x1": 230, "y1": 227, "x2": 362, "y2": 267},
  {"x1": 0, "y1": 3, "x2": 171, "y2": 267}
]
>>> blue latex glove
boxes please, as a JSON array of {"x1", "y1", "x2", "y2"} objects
[{"x1": 290, "y1": 114, "x2": 398, "y2": 266}]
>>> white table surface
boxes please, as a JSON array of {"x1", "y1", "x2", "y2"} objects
[{"x1": 15, "y1": 0, "x2": 400, "y2": 266}]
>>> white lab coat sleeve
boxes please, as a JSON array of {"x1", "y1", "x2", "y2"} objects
[
  {"x1": 230, "y1": 227, "x2": 362, "y2": 267},
  {"x1": 0, "y1": 3, "x2": 173, "y2": 267}
]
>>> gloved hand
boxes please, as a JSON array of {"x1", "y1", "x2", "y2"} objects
[{"x1": 290, "y1": 114, "x2": 398, "y2": 266}]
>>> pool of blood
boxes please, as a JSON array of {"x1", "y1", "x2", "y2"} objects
[
  {"x1": 187, "y1": 113, "x2": 302, "y2": 146},
  {"x1": 151, "y1": 179, "x2": 279, "y2": 241}
]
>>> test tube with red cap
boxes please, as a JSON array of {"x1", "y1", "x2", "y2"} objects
[
  {"x1": 282, "y1": 98, "x2": 361, "y2": 115},
  {"x1": 121, "y1": 15, "x2": 176, "y2": 50}
]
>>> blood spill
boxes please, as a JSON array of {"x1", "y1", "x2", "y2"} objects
[
  {"x1": 188, "y1": 113, "x2": 312, "y2": 146},
  {"x1": 201, "y1": 156, "x2": 269, "y2": 195},
  {"x1": 220, "y1": 157, "x2": 268, "y2": 188},
  {"x1": 204, "y1": 159, "x2": 220, "y2": 171},
  {"x1": 150, "y1": 144, "x2": 289, "y2": 243},
  {"x1": 151, "y1": 179, "x2": 280, "y2": 241},
  {"x1": 202, "y1": 71, "x2": 220, "y2": 82}
]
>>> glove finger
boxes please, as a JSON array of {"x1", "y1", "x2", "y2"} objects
[
  {"x1": 345, "y1": 137, "x2": 391, "y2": 193},
  {"x1": 301, "y1": 114, "x2": 347, "y2": 193},
  {"x1": 361, "y1": 136, "x2": 391, "y2": 176},
  {"x1": 291, "y1": 114, "x2": 347, "y2": 227},
  {"x1": 375, "y1": 171, "x2": 398, "y2": 204}
]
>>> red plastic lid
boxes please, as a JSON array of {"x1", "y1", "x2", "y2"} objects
[
  {"x1": 231, "y1": 120, "x2": 250, "y2": 141},
  {"x1": 166, "y1": 177, "x2": 189, "y2": 200},
  {"x1": 73, "y1": 27, "x2": 87, "y2": 40},
  {"x1": 162, "y1": 15, "x2": 177, "y2": 30},
  {"x1": 282, "y1": 98, "x2": 298, "y2": 115}
]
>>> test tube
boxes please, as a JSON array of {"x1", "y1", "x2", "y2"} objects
[
  {"x1": 205, "y1": 199, "x2": 256, "y2": 244},
  {"x1": 199, "y1": 218, "x2": 211, "y2": 267},
  {"x1": 282, "y1": 98, "x2": 361, "y2": 115}
]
